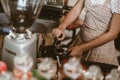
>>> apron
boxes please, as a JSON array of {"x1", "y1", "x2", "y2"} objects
[{"x1": 80, "y1": 0, "x2": 118, "y2": 66}]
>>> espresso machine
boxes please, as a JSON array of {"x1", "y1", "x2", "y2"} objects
[{"x1": 1, "y1": 0, "x2": 43, "y2": 70}]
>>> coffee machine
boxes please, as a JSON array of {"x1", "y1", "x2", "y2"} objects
[{"x1": 1, "y1": 0, "x2": 43, "y2": 70}]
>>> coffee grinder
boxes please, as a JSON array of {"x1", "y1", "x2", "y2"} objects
[{"x1": 1, "y1": 0, "x2": 43, "y2": 70}]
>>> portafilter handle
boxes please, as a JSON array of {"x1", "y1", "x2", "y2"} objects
[{"x1": 53, "y1": 34, "x2": 63, "y2": 47}]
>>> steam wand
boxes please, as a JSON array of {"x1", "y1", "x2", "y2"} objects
[{"x1": 53, "y1": 34, "x2": 63, "y2": 67}]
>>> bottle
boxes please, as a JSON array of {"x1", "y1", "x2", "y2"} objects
[
  {"x1": 105, "y1": 69, "x2": 120, "y2": 80},
  {"x1": 13, "y1": 54, "x2": 34, "y2": 80},
  {"x1": 32, "y1": 69, "x2": 45, "y2": 80},
  {"x1": 0, "y1": 61, "x2": 14, "y2": 80},
  {"x1": 0, "y1": 71, "x2": 15, "y2": 80},
  {"x1": 63, "y1": 57, "x2": 83, "y2": 80},
  {"x1": 83, "y1": 65, "x2": 104, "y2": 80},
  {"x1": 37, "y1": 57, "x2": 57, "y2": 80},
  {"x1": 0, "y1": 61, "x2": 8, "y2": 73}
]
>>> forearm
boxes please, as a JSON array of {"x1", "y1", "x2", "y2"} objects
[
  {"x1": 80, "y1": 32, "x2": 117, "y2": 52},
  {"x1": 68, "y1": 32, "x2": 117, "y2": 57},
  {"x1": 80, "y1": 14, "x2": 120, "y2": 52},
  {"x1": 59, "y1": 0, "x2": 84, "y2": 31}
]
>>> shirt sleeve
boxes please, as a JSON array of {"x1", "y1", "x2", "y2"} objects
[{"x1": 110, "y1": 0, "x2": 120, "y2": 14}]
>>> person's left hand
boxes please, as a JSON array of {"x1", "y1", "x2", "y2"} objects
[{"x1": 68, "y1": 45, "x2": 84, "y2": 57}]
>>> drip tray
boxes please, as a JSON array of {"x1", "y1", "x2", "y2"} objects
[{"x1": 29, "y1": 19, "x2": 58, "y2": 33}]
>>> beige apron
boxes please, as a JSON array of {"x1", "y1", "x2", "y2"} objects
[{"x1": 80, "y1": 0, "x2": 118, "y2": 66}]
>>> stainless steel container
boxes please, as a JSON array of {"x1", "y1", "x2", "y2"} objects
[{"x1": 2, "y1": 34, "x2": 37, "y2": 70}]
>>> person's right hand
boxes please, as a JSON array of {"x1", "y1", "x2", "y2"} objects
[{"x1": 52, "y1": 28, "x2": 65, "y2": 41}]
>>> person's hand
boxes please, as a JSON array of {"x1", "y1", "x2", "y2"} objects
[
  {"x1": 68, "y1": 45, "x2": 83, "y2": 57},
  {"x1": 52, "y1": 28, "x2": 65, "y2": 41}
]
